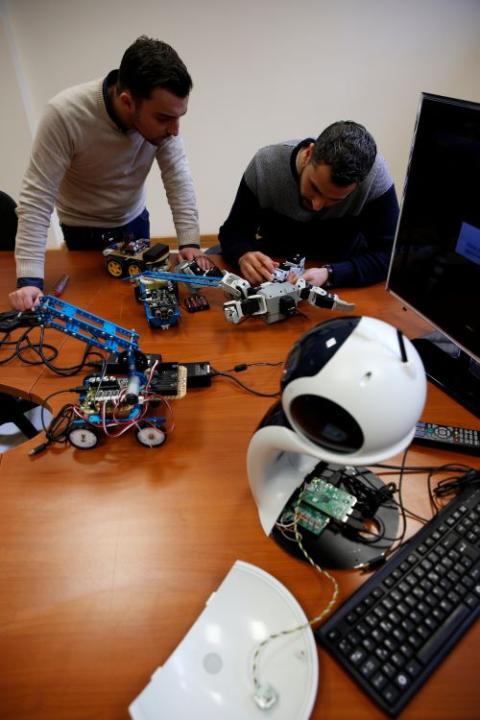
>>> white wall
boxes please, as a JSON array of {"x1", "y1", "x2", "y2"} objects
[
  {"x1": 1, "y1": 0, "x2": 480, "y2": 242},
  {"x1": 0, "y1": 2, "x2": 33, "y2": 201}
]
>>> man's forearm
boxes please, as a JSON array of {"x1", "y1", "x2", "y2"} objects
[
  {"x1": 157, "y1": 135, "x2": 200, "y2": 250},
  {"x1": 15, "y1": 202, "x2": 51, "y2": 281}
]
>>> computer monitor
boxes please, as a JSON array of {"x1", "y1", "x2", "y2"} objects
[{"x1": 387, "y1": 92, "x2": 480, "y2": 418}]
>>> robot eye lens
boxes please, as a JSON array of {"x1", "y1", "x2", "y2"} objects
[
  {"x1": 290, "y1": 394, "x2": 364, "y2": 453},
  {"x1": 281, "y1": 317, "x2": 360, "y2": 389}
]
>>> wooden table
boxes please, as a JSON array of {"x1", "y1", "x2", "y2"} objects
[{"x1": 0, "y1": 249, "x2": 479, "y2": 720}]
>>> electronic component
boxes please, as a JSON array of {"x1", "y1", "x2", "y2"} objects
[
  {"x1": 413, "y1": 421, "x2": 480, "y2": 455},
  {"x1": 149, "y1": 363, "x2": 187, "y2": 398},
  {"x1": 279, "y1": 507, "x2": 330, "y2": 536},
  {"x1": 302, "y1": 477, "x2": 357, "y2": 522},
  {"x1": 272, "y1": 254, "x2": 305, "y2": 283},
  {"x1": 181, "y1": 362, "x2": 212, "y2": 388},
  {"x1": 145, "y1": 285, "x2": 179, "y2": 329},
  {"x1": 131, "y1": 261, "x2": 354, "y2": 327},
  {"x1": 223, "y1": 275, "x2": 354, "y2": 324},
  {"x1": 130, "y1": 269, "x2": 220, "y2": 329},
  {"x1": 16, "y1": 297, "x2": 187, "y2": 450},
  {"x1": 176, "y1": 257, "x2": 223, "y2": 278},
  {"x1": 316, "y1": 482, "x2": 480, "y2": 716},
  {"x1": 103, "y1": 239, "x2": 169, "y2": 278},
  {"x1": 134, "y1": 277, "x2": 180, "y2": 329},
  {"x1": 184, "y1": 294, "x2": 210, "y2": 313},
  {"x1": 277, "y1": 477, "x2": 356, "y2": 539}
]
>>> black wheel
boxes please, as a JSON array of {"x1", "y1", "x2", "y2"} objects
[
  {"x1": 136, "y1": 422, "x2": 166, "y2": 448},
  {"x1": 68, "y1": 424, "x2": 100, "y2": 449}
]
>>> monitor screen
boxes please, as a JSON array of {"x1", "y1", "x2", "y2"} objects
[{"x1": 387, "y1": 93, "x2": 480, "y2": 417}]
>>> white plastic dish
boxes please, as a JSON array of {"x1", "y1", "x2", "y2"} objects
[{"x1": 129, "y1": 560, "x2": 319, "y2": 719}]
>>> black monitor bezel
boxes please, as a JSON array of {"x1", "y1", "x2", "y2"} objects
[{"x1": 386, "y1": 92, "x2": 480, "y2": 417}]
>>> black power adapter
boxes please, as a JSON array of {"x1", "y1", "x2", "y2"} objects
[{"x1": 182, "y1": 362, "x2": 212, "y2": 388}]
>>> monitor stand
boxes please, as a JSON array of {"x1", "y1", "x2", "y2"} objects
[{"x1": 413, "y1": 332, "x2": 480, "y2": 418}]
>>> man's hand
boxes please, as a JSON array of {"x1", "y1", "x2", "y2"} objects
[
  {"x1": 9, "y1": 286, "x2": 44, "y2": 311},
  {"x1": 302, "y1": 267, "x2": 329, "y2": 287},
  {"x1": 239, "y1": 251, "x2": 278, "y2": 286},
  {"x1": 179, "y1": 247, "x2": 211, "y2": 270}
]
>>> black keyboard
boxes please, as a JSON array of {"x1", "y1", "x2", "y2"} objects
[{"x1": 316, "y1": 482, "x2": 480, "y2": 716}]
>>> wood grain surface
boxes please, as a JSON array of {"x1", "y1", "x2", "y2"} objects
[{"x1": 0, "y1": 249, "x2": 479, "y2": 720}]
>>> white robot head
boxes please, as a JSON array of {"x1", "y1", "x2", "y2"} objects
[
  {"x1": 280, "y1": 316, "x2": 427, "y2": 464},
  {"x1": 248, "y1": 316, "x2": 427, "y2": 534}
]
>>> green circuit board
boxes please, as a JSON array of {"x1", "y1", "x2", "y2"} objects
[
  {"x1": 280, "y1": 506, "x2": 330, "y2": 536},
  {"x1": 301, "y1": 477, "x2": 357, "y2": 522}
]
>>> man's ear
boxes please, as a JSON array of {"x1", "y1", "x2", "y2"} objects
[
  {"x1": 304, "y1": 143, "x2": 314, "y2": 163},
  {"x1": 118, "y1": 90, "x2": 135, "y2": 112}
]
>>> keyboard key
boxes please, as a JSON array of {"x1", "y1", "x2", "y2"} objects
[
  {"x1": 360, "y1": 658, "x2": 379, "y2": 678},
  {"x1": 418, "y1": 604, "x2": 470, "y2": 664},
  {"x1": 371, "y1": 672, "x2": 387, "y2": 691},
  {"x1": 349, "y1": 648, "x2": 366, "y2": 666},
  {"x1": 394, "y1": 672, "x2": 410, "y2": 690},
  {"x1": 382, "y1": 684, "x2": 400, "y2": 705}
]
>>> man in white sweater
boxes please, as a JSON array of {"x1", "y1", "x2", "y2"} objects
[{"x1": 10, "y1": 36, "x2": 201, "y2": 310}]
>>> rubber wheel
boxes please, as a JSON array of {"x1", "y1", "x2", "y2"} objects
[
  {"x1": 128, "y1": 262, "x2": 142, "y2": 277},
  {"x1": 106, "y1": 259, "x2": 123, "y2": 278},
  {"x1": 136, "y1": 423, "x2": 166, "y2": 448},
  {"x1": 68, "y1": 424, "x2": 99, "y2": 449}
]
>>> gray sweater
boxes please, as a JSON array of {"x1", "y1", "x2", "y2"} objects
[
  {"x1": 15, "y1": 76, "x2": 200, "y2": 280},
  {"x1": 219, "y1": 139, "x2": 399, "y2": 286}
]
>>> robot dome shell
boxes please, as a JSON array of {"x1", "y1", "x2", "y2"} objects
[{"x1": 281, "y1": 316, "x2": 427, "y2": 465}]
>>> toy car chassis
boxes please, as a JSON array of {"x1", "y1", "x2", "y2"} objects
[{"x1": 103, "y1": 239, "x2": 170, "y2": 278}]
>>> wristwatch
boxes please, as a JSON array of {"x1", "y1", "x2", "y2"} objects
[{"x1": 323, "y1": 264, "x2": 334, "y2": 288}]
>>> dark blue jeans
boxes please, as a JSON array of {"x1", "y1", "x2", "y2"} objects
[{"x1": 61, "y1": 208, "x2": 150, "y2": 250}]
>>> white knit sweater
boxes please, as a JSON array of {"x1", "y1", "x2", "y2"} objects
[{"x1": 15, "y1": 77, "x2": 200, "y2": 280}]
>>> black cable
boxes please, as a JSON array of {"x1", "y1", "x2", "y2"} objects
[
  {"x1": 378, "y1": 448, "x2": 410, "y2": 557},
  {"x1": 16, "y1": 326, "x2": 59, "y2": 364},
  {"x1": 10, "y1": 324, "x2": 105, "y2": 376},
  {"x1": 210, "y1": 365, "x2": 281, "y2": 398},
  {"x1": 306, "y1": 458, "x2": 479, "y2": 561},
  {"x1": 372, "y1": 460, "x2": 473, "y2": 519},
  {"x1": 224, "y1": 361, "x2": 284, "y2": 373},
  {"x1": 373, "y1": 461, "x2": 471, "y2": 473},
  {"x1": 434, "y1": 468, "x2": 480, "y2": 498},
  {"x1": 29, "y1": 386, "x2": 84, "y2": 455},
  {"x1": 0, "y1": 328, "x2": 34, "y2": 364}
]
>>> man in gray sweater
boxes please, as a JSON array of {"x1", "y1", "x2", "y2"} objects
[
  {"x1": 219, "y1": 121, "x2": 399, "y2": 288},
  {"x1": 10, "y1": 36, "x2": 201, "y2": 310}
]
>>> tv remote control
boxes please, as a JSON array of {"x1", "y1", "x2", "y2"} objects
[{"x1": 413, "y1": 422, "x2": 480, "y2": 455}]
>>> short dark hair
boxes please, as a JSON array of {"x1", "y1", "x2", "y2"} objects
[
  {"x1": 311, "y1": 121, "x2": 377, "y2": 186},
  {"x1": 117, "y1": 36, "x2": 192, "y2": 100}
]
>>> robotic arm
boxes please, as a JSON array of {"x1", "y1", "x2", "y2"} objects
[
  {"x1": 129, "y1": 264, "x2": 355, "y2": 326},
  {"x1": 34, "y1": 295, "x2": 140, "y2": 354},
  {"x1": 295, "y1": 278, "x2": 355, "y2": 312},
  {"x1": 1, "y1": 295, "x2": 143, "y2": 402},
  {"x1": 223, "y1": 278, "x2": 355, "y2": 324}
]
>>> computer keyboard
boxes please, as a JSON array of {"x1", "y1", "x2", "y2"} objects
[{"x1": 316, "y1": 482, "x2": 480, "y2": 717}]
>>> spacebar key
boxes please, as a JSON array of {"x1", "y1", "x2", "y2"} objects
[{"x1": 418, "y1": 604, "x2": 471, "y2": 664}]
